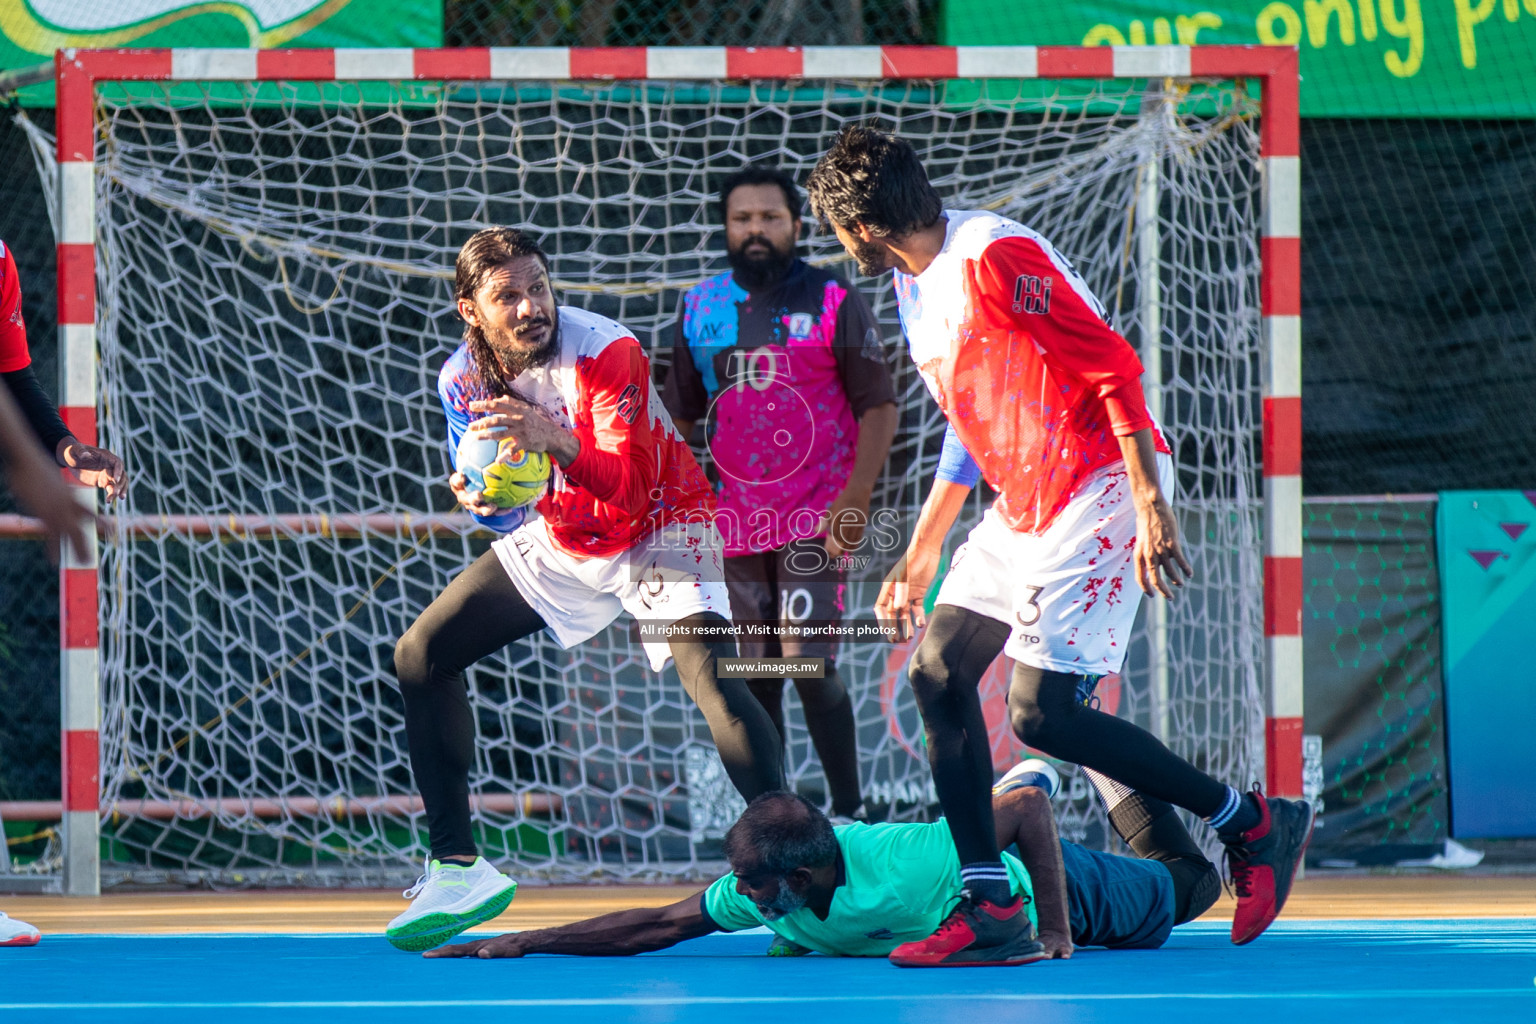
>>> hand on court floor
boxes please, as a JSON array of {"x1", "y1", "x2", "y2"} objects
[
  {"x1": 58, "y1": 439, "x2": 127, "y2": 502},
  {"x1": 449, "y1": 471, "x2": 503, "y2": 518},
  {"x1": 423, "y1": 933, "x2": 526, "y2": 959},
  {"x1": 1037, "y1": 929, "x2": 1074, "y2": 960},
  {"x1": 1133, "y1": 497, "x2": 1193, "y2": 599},
  {"x1": 874, "y1": 544, "x2": 940, "y2": 643}
]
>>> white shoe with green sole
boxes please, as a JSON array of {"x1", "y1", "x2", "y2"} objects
[{"x1": 386, "y1": 857, "x2": 518, "y2": 951}]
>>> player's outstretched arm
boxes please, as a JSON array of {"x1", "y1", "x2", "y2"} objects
[
  {"x1": 1116, "y1": 428, "x2": 1193, "y2": 599},
  {"x1": 874, "y1": 477, "x2": 971, "y2": 642},
  {"x1": 424, "y1": 892, "x2": 718, "y2": 959},
  {"x1": 991, "y1": 786, "x2": 1073, "y2": 960}
]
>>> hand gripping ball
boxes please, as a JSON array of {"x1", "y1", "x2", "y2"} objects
[{"x1": 455, "y1": 434, "x2": 551, "y2": 510}]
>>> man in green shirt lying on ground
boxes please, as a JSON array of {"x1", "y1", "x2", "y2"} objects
[{"x1": 425, "y1": 762, "x2": 1222, "y2": 968}]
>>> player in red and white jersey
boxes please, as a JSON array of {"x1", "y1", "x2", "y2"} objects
[
  {"x1": 807, "y1": 126, "x2": 1312, "y2": 965},
  {"x1": 0, "y1": 239, "x2": 125, "y2": 501},
  {"x1": 388, "y1": 228, "x2": 784, "y2": 951},
  {"x1": 892, "y1": 208, "x2": 1173, "y2": 537}
]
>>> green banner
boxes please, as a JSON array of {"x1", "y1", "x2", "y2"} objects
[
  {"x1": 1, "y1": 0, "x2": 443, "y2": 105},
  {"x1": 943, "y1": 0, "x2": 1536, "y2": 117}
]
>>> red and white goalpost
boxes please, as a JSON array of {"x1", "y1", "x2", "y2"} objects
[{"x1": 42, "y1": 44, "x2": 1299, "y2": 895}]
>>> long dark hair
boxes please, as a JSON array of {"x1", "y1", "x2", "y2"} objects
[{"x1": 455, "y1": 227, "x2": 552, "y2": 397}]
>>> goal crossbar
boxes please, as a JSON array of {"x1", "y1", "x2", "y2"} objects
[{"x1": 47, "y1": 44, "x2": 1301, "y2": 896}]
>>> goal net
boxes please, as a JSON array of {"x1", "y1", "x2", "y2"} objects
[{"x1": 36, "y1": 58, "x2": 1265, "y2": 885}]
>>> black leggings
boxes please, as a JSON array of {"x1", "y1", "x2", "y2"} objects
[
  {"x1": 909, "y1": 604, "x2": 1230, "y2": 866},
  {"x1": 748, "y1": 672, "x2": 862, "y2": 816},
  {"x1": 1007, "y1": 661, "x2": 1229, "y2": 818},
  {"x1": 1103, "y1": 791, "x2": 1221, "y2": 925},
  {"x1": 394, "y1": 550, "x2": 784, "y2": 860},
  {"x1": 905, "y1": 606, "x2": 1011, "y2": 865}
]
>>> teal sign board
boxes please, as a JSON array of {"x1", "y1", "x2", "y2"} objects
[{"x1": 1437, "y1": 490, "x2": 1536, "y2": 838}]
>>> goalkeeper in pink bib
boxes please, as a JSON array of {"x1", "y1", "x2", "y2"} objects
[
  {"x1": 387, "y1": 228, "x2": 784, "y2": 952},
  {"x1": 661, "y1": 164, "x2": 899, "y2": 824},
  {"x1": 804, "y1": 126, "x2": 1313, "y2": 967}
]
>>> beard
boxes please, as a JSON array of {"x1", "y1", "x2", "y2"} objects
[
  {"x1": 848, "y1": 236, "x2": 892, "y2": 277},
  {"x1": 727, "y1": 234, "x2": 797, "y2": 290},
  {"x1": 755, "y1": 878, "x2": 808, "y2": 921},
  {"x1": 487, "y1": 313, "x2": 560, "y2": 379}
]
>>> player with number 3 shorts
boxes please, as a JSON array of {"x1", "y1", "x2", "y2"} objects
[
  {"x1": 807, "y1": 126, "x2": 1313, "y2": 967},
  {"x1": 939, "y1": 453, "x2": 1175, "y2": 674}
]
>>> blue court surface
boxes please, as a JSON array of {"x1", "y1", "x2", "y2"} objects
[{"x1": 6, "y1": 919, "x2": 1534, "y2": 1023}]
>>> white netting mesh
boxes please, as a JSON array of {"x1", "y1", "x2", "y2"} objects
[{"x1": 58, "y1": 73, "x2": 1261, "y2": 885}]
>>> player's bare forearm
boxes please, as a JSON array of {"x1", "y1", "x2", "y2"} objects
[
  {"x1": 825, "y1": 402, "x2": 897, "y2": 554},
  {"x1": 1116, "y1": 429, "x2": 1166, "y2": 509},
  {"x1": 0, "y1": 383, "x2": 92, "y2": 561},
  {"x1": 1116, "y1": 429, "x2": 1193, "y2": 597},
  {"x1": 542, "y1": 431, "x2": 580, "y2": 467},
  {"x1": 992, "y1": 787, "x2": 1073, "y2": 959},
  {"x1": 425, "y1": 896, "x2": 716, "y2": 959},
  {"x1": 847, "y1": 402, "x2": 897, "y2": 494},
  {"x1": 910, "y1": 477, "x2": 971, "y2": 555},
  {"x1": 875, "y1": 478, "x2": 972, "y2": 640}
]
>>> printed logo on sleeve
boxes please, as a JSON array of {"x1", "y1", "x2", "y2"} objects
[
  {"x1": 615, "y1": 384, "x2": 643, "y2": 423},
  {"x1": 1012, "y1": 274, "x2": 1052, "y2": 315}
]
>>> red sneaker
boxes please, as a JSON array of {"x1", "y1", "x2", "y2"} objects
[
  {"x1": 888, "y1": 891, "x2": 1046, "y2": 967},
  {"x1": 1225, "y1": 787, "x2": 1316, "y2": 945}
]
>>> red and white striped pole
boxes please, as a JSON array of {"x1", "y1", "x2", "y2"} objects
[
  {"x1": 1188, "y1": 47, "x2": 1304, "y2": 797},
  {"x1": 1255, "y1": 52, "x2": 1304, "y2": 799},
  {"x1": 1257, "y1": 52, "x2": 1303, "y2": 799},
  {"x1": 55, "y1": 47, "x2": 103, "y2": 896},
  {"x1": 54, "y1": 45, "x2": 179, "y2": 895}
]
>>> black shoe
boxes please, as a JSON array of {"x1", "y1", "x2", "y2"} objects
[{"x1": 1225, "y1": 787, "x2": 1315, "y2": 945}]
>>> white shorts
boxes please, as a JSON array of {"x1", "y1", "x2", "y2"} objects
[
  {"x1": 936, "y1": 454, "x2": 1175, "y2": 675},
  {"x1": 492, "y1": 518, "x2": 732, "y2": 672}
]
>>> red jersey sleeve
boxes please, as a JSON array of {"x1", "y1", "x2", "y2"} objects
[
  {"x1": 973, "y1": 235, "x2": 1153, "y2": 437},
  {"x1": 564, "y1": 336, "x2": 662, "y2": 516},
  {"x1": 0, "y1": 243, "x2": 32, "y2": 373}
]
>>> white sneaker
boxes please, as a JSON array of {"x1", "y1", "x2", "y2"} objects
[
  {"x1": 993, "y1": 758, "x2": 1061, "y2": 799},
  {"x1": 1399, "y1": 838, "x2": 1486, "y2": 870},
  {"x1": 385, "y1": 857, "x2": 518, "y2": 952},
  {"x1": 0, "y1": 912, "x2": 40, "y2": 947}
]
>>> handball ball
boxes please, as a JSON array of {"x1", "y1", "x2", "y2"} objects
[{"x1": 455, "y1": 434, "x2": 551, "y2": 509}]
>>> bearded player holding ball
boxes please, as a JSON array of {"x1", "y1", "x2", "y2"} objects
[{"x1": 385, "y1": 228, "x2": 785, "y2": 952}]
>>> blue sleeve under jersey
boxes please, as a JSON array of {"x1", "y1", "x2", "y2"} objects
[
  {"x1": 438, "y1": 358, "x2": 529, "y2": 534},
  {"x1": 935, "y1": 422, "x2": 981, "y2": 488}
]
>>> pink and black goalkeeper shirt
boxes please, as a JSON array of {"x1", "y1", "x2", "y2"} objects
[{"x1": 662, "y1": 260, "x2": 895, "y2": 558}]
